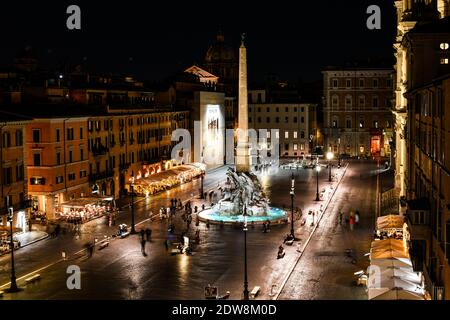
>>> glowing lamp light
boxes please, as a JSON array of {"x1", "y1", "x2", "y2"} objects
[
  {"x1": 316, "y1": 165, "x2": 321, "y2": 172},
  {"x1": 326, "y1": 152, "x2": 334, "y2": 161}
]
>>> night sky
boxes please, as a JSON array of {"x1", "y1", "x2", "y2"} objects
[{"x1": 0, "y1": 0, "x2": 396, "y2": 82}]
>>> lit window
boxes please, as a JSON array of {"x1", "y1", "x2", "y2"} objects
[
  {"x1": 440, "y1": 58, "x2": 449, "y2": 64},
  {"x1": 300, "y1": 144, "x2": 305, "y2": 151},
  {"x1": 293, "y1": 131, "x2": 298, "y2": 139},
  {"x1": 266, "y1": 131, "x2": 271, "y2": 139},
  {"x1": 293, "y1": 143, "x2": 298, "y2": 151},
  {"x1": 285, "y1": 131, "x2": 289, "y2": 139},
  {"x1": 275, "y1": 131, "x2": 280, "y2": 139},
  {"x1": 440, "y1": 43, "x2": 449, "y2": 50}
]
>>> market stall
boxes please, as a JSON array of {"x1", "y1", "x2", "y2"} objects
[
  {"x1": 55, "y1": 197, "x2": 116, "y2": 223},
  {"x1": 375, "y1": 215, "x2": 405, "y2": 239},
  {"x1": 368, "y1": 287, "x2": 425, "y2": 300},
  {"x1": 129, "y1": 164, "x2": 203, "y2": 196}
]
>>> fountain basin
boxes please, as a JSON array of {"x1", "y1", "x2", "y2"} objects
[{"x1": 198, "y1": 207, "x2": 288, "y2": 225}]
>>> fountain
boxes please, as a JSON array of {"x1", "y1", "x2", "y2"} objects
[
  {"x1": 197, "y1": 36, "x2": 287, "y2": 225},
  {"x1": 198, "y1": 168, "x2": 287, "y2": 225}
]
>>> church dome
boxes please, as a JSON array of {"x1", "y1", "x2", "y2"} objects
[{"x1": 204, "y1": 31, "x2": 236, "y2": 63}]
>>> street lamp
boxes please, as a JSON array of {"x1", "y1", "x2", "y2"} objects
[
  {"x1": 315, "y1": 164, "x2": 321, "y2": 201},
  {"x1": 130, "y1": 171, "x2": 136, "y2": 234},
  {"x1": 242, "y1": 205, "x2": 249, "y2": 300},
  {"x1": 290, "y1": 173, "x2": 295, "y2": 239},
  {"x1": 326, "y1": 151, "x2": 334, "y2": 182},
  {"x1": 7, "y1": 207, "x2": 19, "y2": 292},
  {"x1": 200, "y1": 170, "x2": 205, "y2": 199}
]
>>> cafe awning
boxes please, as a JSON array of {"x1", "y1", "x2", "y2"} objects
[
  {"x1": 368, "y1": 287, "x2": 425, "y2": 300},
  {"x1": 376, "y1": 215, "x2": 405, "y2": 230}
]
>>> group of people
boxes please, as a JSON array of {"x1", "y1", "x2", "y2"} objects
[
  {"x1": 338, "y1": 209, "x2": 360, "y2": 231},
  {"x1": 58, "y1": 204, "x2": 111, "y2": 224}
]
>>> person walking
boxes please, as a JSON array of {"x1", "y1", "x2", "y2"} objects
[
  {"x1": 349, "y1": 215, "x2": 355, "y2": 231},
  {"x1": 141, "y1": 238, "x2": 147, "y2": 256},
  {"x1": 140, "y1": 229, "x2": 145, "y2": 241},
  {"x1": 145, "y1": 228, "x2": 152, "y2": 241},
  {"x1": 164, "y1": 239, "x2": 169, "y2": 251}
]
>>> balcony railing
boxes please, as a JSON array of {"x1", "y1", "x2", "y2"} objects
[
  {"x1": 89, "y1": 170, "x2": 114, "y2": 182},
  {"x1": 91, "y1": 144, "x2": 109, "y2": 156}
]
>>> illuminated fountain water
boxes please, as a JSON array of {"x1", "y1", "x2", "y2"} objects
[{"x1": 198, "y1": 168, "x2": 287, "y2": 224}]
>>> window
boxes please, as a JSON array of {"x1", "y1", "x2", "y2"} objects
[
  {"x1": 294, "y1": 117, "x2": 298, "y2": 123},
  {"x1": 440, "y1": 42, "x2": 449, "y2": 50},
  {"x1": 69, "y1": 149, "x2": 73, "y2": 163},
  {"x1": 301, "y1": 131, "x2": 305, "y2": 139},
  {"x1": 373, "y1": 96, "x2": 379, "y2": 108},
  {"x1": 266, "y1": 131, "x2": 271, "y2": 139},
  {"x1": 32, "y1": 129, "x2": 40, "y2": 143},
  {"x1": 346, "y1": 119, "x2": 351, "y2": 129},
  {"x1": 285, "y1": 131, "x2": 289, "y2": 139},
  {"x1": 285, "y1": 117, "x2": 289, "y2": 123},
  {"x1": 359, "y1": 79, "x2": 364, "y2": 87},
  {"x1": 359, "y1": 119, "x2": 364, "y2": 128},
  {"x1": 266, "y1": 107, "x2": 270, "y2": 112},
  {"x1": 294, "y1": 107, "x2": 297, "y2": 112},
  {"x1": 266, "y1": 117, "x2": 270, "y2": 123},
  {"x1": 33, "y1": 153, "x2": 41, "y2": 166},
  {"x1": 96, "y1": 121, "x2": 101, "y2": 130},
  {"x1": 285, "y1": 144, "x2": 289, "y2": 151},
  {"x1": 332, "y1": 120, "x2": 338, "y2": 128},
  {"x1": 276, "y1": 107, "x2": 279, "y2": 112},
  {"x1": 56, "y1": 152, "x2": 61, "y2": 165},
  {"x1": 332, "y1": 95, "x2": 339, "y2": 109},
  {"x1": 30, "y1": 177, "x2": 45, "y2": 185},
  {"x1": 373, "y1": 121, "x2": 379, "y2": 128},
  {"x1": 80, "y1": 148, "x2": 84, "y2": 161},
  {"x1": 346, "y1": 79, "x2": 351, "y2": 88},
  {"x1": 300, "y1": 143, "x2": 305, "y2": 151},
  {"x1": 88, "y1": 121, "x2": 93, "y2": 132},
  {"x1": 275, "y1": 117, "x2": 280, "y2": 123},
  {"x1": 301, "y1": 107, "x2": 304, "y2": 112},
  {"x1": 293, "y1": 143, "x2": 298, "y2": 151},
  {"x1": 257, "y1": 107, "x2": 261, "y2": 113},
  {"x1": 386, "y1": 79, "x2": 392, "y2": 88},
  {"x1": 68, "y1": 173, "x2": 76, "y2": 181},
  {"x1": 300, "y1": 116, "x2": 304, "y2": 123},
  {"x1": 56, "y1": 176, "x2": 64, "y2": 184},
  {"x1": 16, "y1": 164, "x2": 24, "y2": 181},
  {"x1": 293, "y1": 131, "x2": 298, "y2": 139},
  {"x1": 373, "y1": 78, "x2": 379, "y2": 88},
  {"x1": 440, "y1": 58, "x2": 449, "y2": 64},
  {"x1": 285, "y1": 107, "x2": 289, "y2": 112},
  {"x1": 358, "y1": 95, "x2": 365, "y2": 108},
  {"x1": 332, "y1": 79, "x2": 338, "y2": 87},
  {"x1": 345, "y1": 95, "x2": 352, "y2": 109},
  {"x1": 257, "y1": 117, "x2": 261, "y2": 123},
  {"x1": 79, "y1": 127, "x2": 84, "y2": 139},
  {"x1": 80, "y1": 170, "x2": 87, "y2": 178},
  {"x1": 2, "y1": 167, "x2": 12, "y2": 185},
  {"x1": 15, "y1": 130, "x2": 23, "y2": 146},
  {"x1": 56, "y1": 128, "x2": 60, "y2": 142},
  {"x1": 67, "y1": 128, "x2": 74, "y2": 140},
  {"x1": 275, "y1": 131, "x2": 280, "y2": 139},
  {"x1": 2, "y1": 132, "x2": 11, "y2": 148}
]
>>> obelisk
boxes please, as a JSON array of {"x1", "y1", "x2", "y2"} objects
[{"x1": 236, "y1": 34, "x2": 250, "y2": 173}]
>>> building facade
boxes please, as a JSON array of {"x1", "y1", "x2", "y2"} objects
[
  {"x1": 1, "y1": 114, "x2": 30, "y2": 231},
  {"x1": 323, "y1": 67, "x2": 394, "y2": 158},
  {"x1": 392, "y1": 1, "x2": 450, "y2": 298},
  {"x1": 248, "y1": 89, "x2": 316, "y2": 158}
]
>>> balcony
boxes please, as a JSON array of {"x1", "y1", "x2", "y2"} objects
[
  {"x1": 405, "y1": 198, "x2": 431, "y2": 241},
  {"x1": 89, "y1": 170, "x2": 114, "y2": 182},
  {"x1": 91, "y1": 144, "x2": 109, "y2": 156},
  {"x1": 119, "y1": 163, "x2": 130, "y2": 171}
]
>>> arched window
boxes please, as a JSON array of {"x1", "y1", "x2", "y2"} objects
[
  {"x1": 345, "y1": 95, "x2": 353, "y2": 110},
  {"x1": 331, "y1": 95, "x2": 339, "y2": 110}
]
